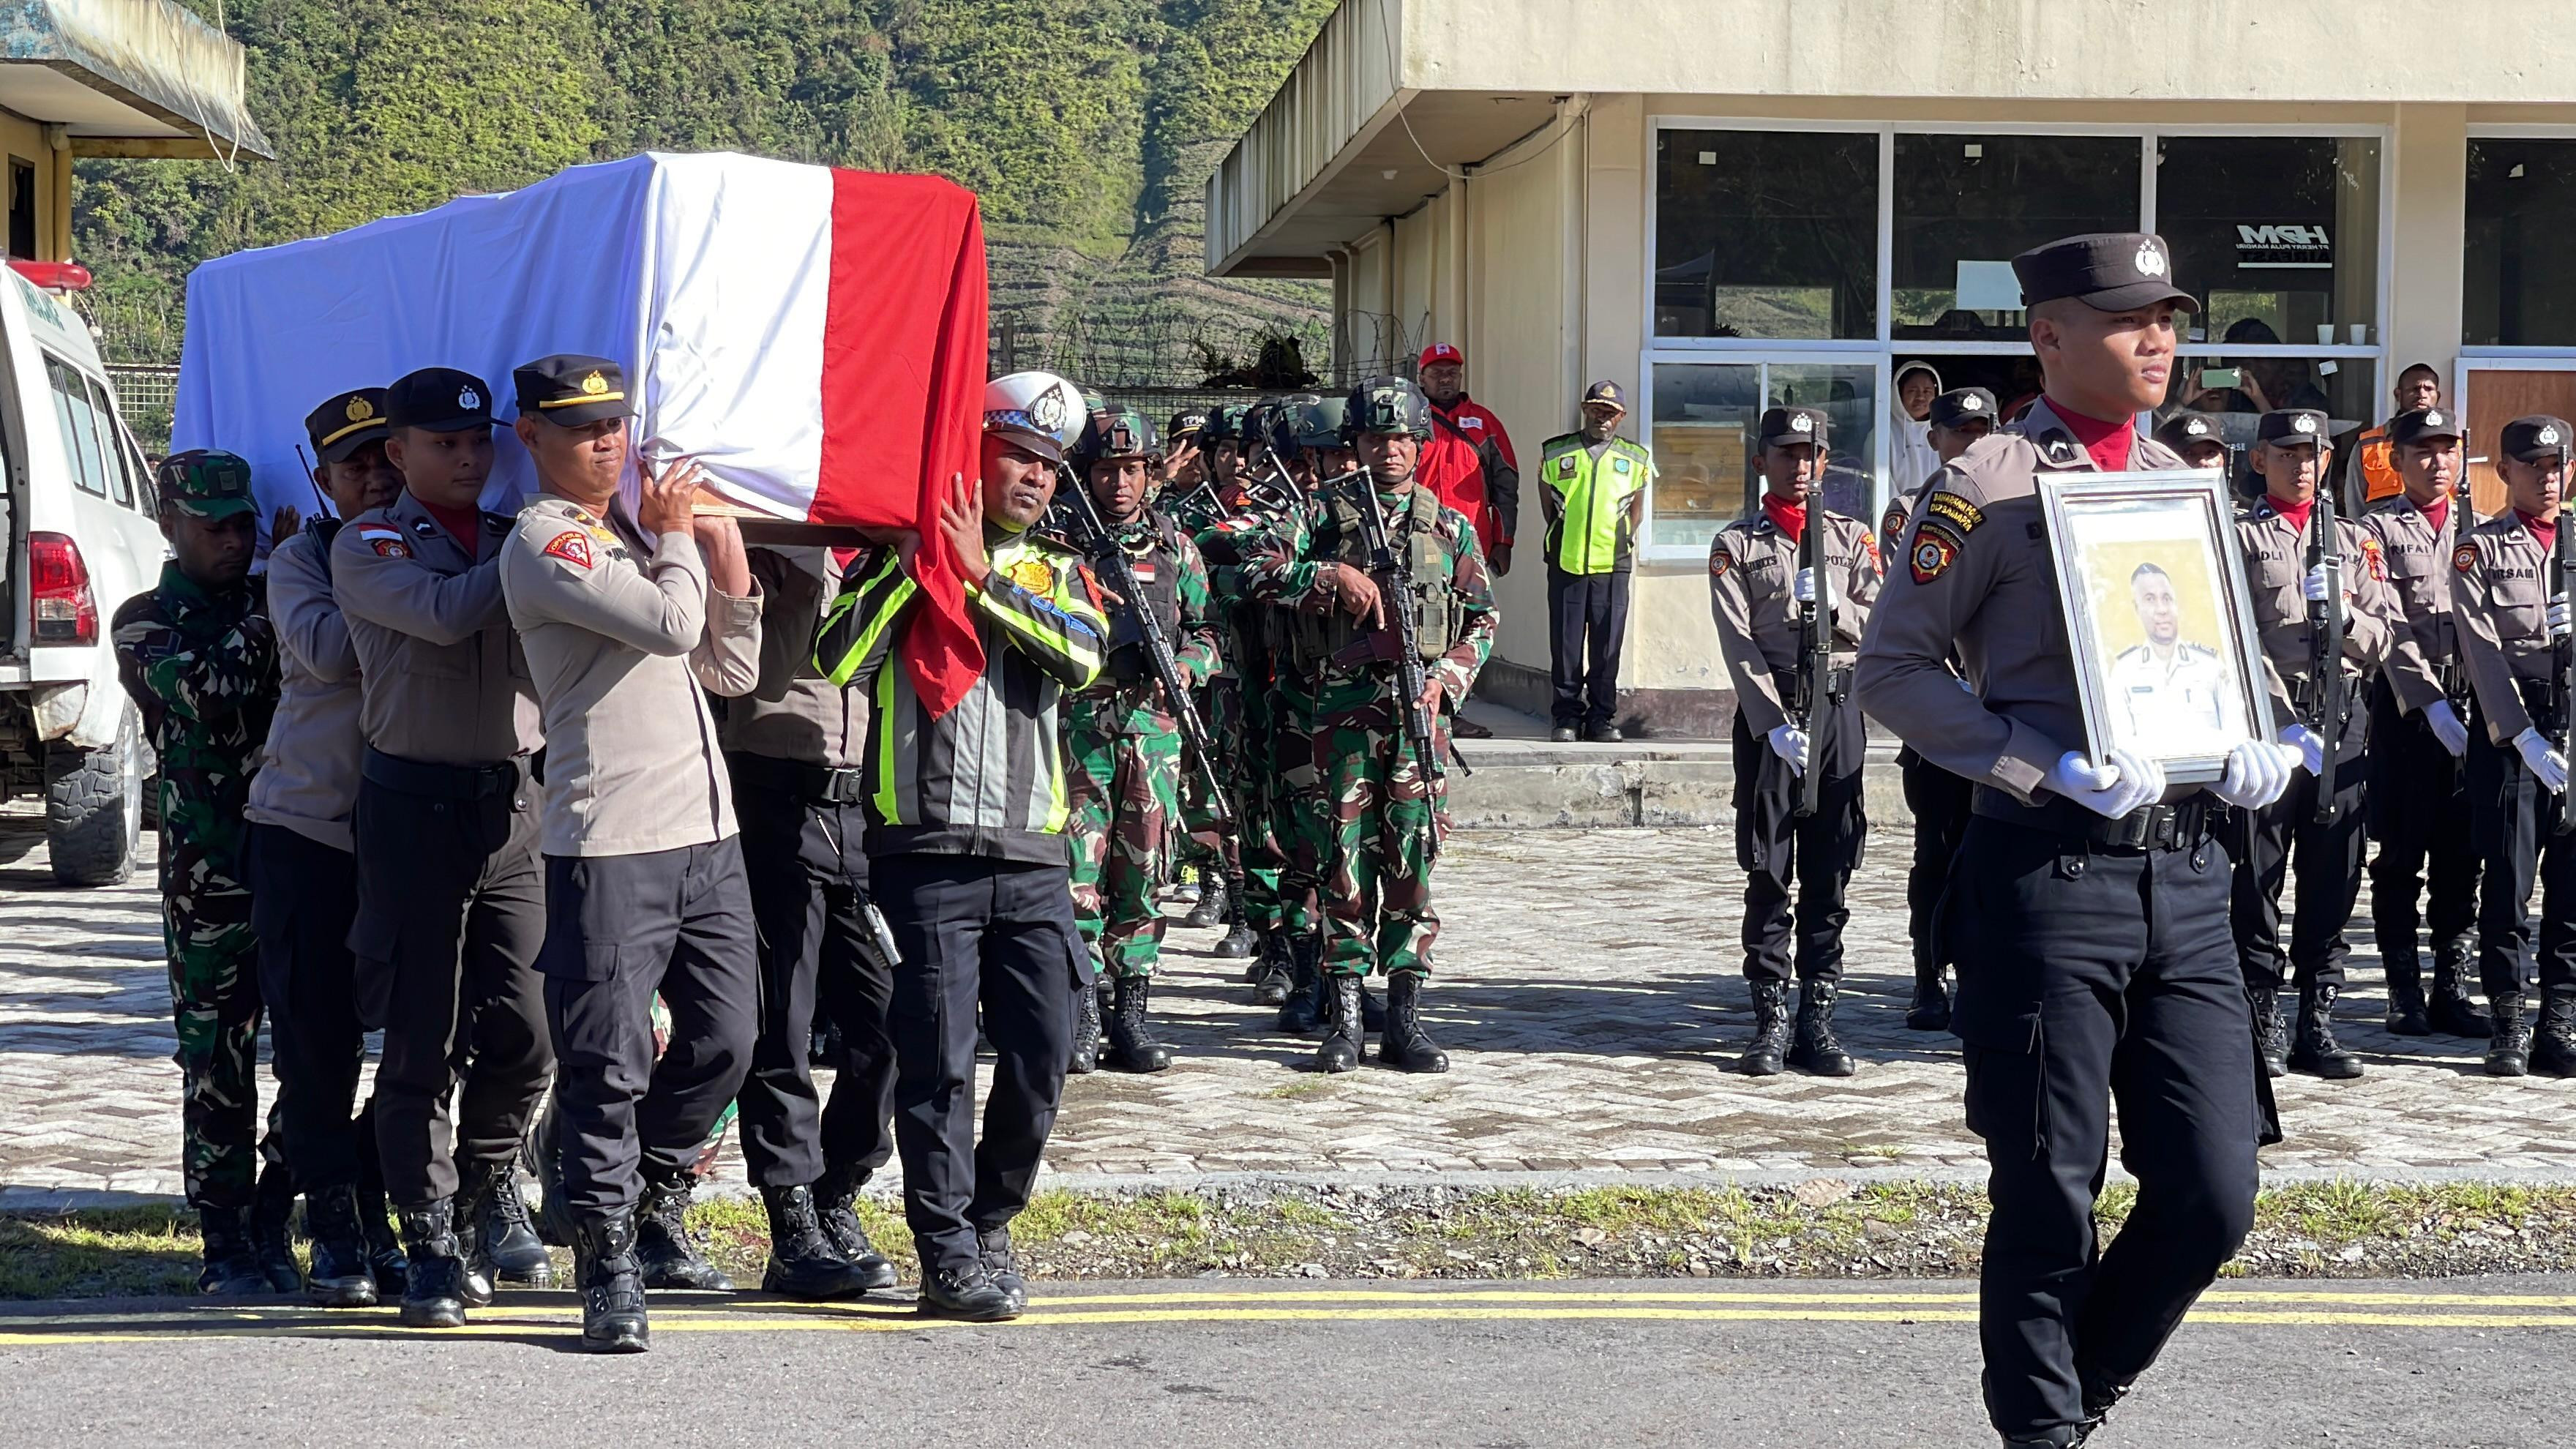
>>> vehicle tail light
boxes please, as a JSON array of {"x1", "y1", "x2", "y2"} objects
[{"x1": 29, "y1": 532, "x2": 97, "y2": 645}]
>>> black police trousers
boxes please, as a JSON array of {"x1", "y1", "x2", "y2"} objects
[
  {"x1": 250, "y1": 822, "x2": 374, "y2": 1191},
  {"x1": 2367, "y1": 679, "x2": 2477, "y2": 971},
  {"x1": 2467, "y1": 722, "x2": 2576, "y2": 1002},
  {"x1": 353, "y1": 764, "x2": 553, "y2": 1208},
  {"x1": 1730, "y1": 700, "x2": 1865, "y2": 988},
  {"x1": 872, "y1": 852, "x2": 1080, "y2": 1275},
  {"x1": 730, "y1": 770, "x2": 897, "y2": 1191},
  {"x1": 1547, "y1": 565, "x2": 1630, "y2": 730},
  {"x1": 1898, "y1": 746, "x2": 1973, "y2": 976},
  {"x1": 2231, "y1": 709, "x2": 2368, "y2": 997},
  {"x1": 1950, "y1": 809, "x2": 2262, "y2": 1443},
  {"x1": 539, "y1": 839, "x2": 760, "y2": 1222}
]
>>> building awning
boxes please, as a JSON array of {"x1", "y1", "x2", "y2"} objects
[{"x1": 0, "y1": 0, "x2": 270, "y2": 160}]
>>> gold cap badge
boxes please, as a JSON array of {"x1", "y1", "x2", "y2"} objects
[
  {"x1": 345, "y1": 395, "x2": 375, "y2": 422},
  {"x1": 580, "y1": 370, "x2": 608, "y2": 396}
]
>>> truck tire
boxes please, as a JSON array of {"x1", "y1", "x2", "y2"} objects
[{"x1": 45, "y1": 702, "x2": 145, "y2": 887}]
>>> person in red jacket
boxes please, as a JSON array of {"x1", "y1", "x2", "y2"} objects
[{"x1": 1416, "y1": 343, "x2": 1519, "y2": 738}]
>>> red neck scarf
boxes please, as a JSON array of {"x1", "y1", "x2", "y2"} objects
[
  {"x1": 2417, "y1": 494, "x2": 2450, "y2": 536},
  {"x1": 1761, "y1": 493, "x2": 1807, "y2": 543},
  {"x1": 2051, "y1": 403, "x2": 2136, "y2": 472},
  {"x1": 421, "y1": 500, "x2": 482, "y2": 558},
  {"x1": 2264, "y1": 495, "x2": 2316, "y2": 533},
  {"x1": 2517, "y1": 509, "x2": 2558, "y2": 552}
]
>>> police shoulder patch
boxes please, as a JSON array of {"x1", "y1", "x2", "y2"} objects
[
  {"x1": 2359, "y1": 535, "x2": 2386, "y2": 583},
  {"x1": 1707, "y1": 542, "x2": 1732, "y2": 579},
  {"x1": 1909, "y1": 516, "x2": 1969, "y2": 585},
  {"x1": 1923, "y1": 492, "x2": 1985, "y2": 536},
  {"x1": 542, "y1": 531, "x2": 594, "y2": 569},
  {"x1": 370, "y1": 538, "x2": 411, "y2": 559},
  {"x1": 2455, "y1": 542, "x2": 2479, "y2": 574}
]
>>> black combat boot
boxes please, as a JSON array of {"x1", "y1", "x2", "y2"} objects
[
  {"x1": 250, "y1": 1158, "x2": 304, "y2": 1293},
  {"x1": 977, "y1": 1225, "x2": 1030, "y2": 1314},
  {"x1": 1785, "y1": 980, "x2": 1857, "y2": 1077},
  {"x1": 395, "y1": 1199, "x2": 471, "y2": 1328},
  {"x1": 459, "y1": 1158, "x2": 553, "y2": 1287},
  {"x1": 1376, "y1": 972, "x2": 1450, "y2": 1074},
  {"x1": 302, "y1": 1183, "x2": 378, "y2": 1308},
  {"x1": 2485, "y1": 991, "x2": 2531, "y2": 1077},
  {"x1": 1905, "y1": 954, "x2": 1952, "y2": 1033},
  {"x1": 1104, "y1": 973, "x2": 1175, "y2": 1073},
  {"x1": 2531, "y1": 992, "x2": 2576, "y2": 1079},
  {"x1": 573, "y1": 1213, "x2": 651, "y2": 1352},
  {"x1": 2383, "y1": 952, "x2": 2431, "y2": 1036},
  {"x1": 1276, "y1": 934, "x2": 1327, "y2": 1035},
  {"x1": 195, "y1": 1205, "x2": 268, "y2": 1297},
  {"x1": 1362, "y1": 981, "x2": 1387, "y2": 1033},
  {"x1": 1734, "y1": 981, "x2": 1791, "y2": 1077},
  {"x1": 1183, "y1": 869, "x2": 1228, "y2": 930},
  {"x1": 1315, "y1": 975, "x2": 1365, "y2": 1074},
  {"x1": 1068, "y1": 973, "x2": 1102, "y2": 1075},
  {"x1": 634, "y1": 1169, "x2": 733, "y2": 1290},
  {"x1": 2429, "y1": 943, "x2": 2493, "y2": 1037},
  {"x1": 2288, "y1": 984, "x2": 2363, "y2": 1079},
  {"x1": 356, "y1": 1174, "x2": 407, "y2": 1296},
  {"x1": 758, "y1": 1183, "x2": 871, "y2": 1300},
  {"x1": 2250, "y1": 989, "x2": 2289, "y2": 1079},
  {"x1": 918, "y1": 1258, "x2": 1016, "y2": 1322},
  {"x1": 1250, "y1": 929, "x2": 1295, "y2": 1006},
  {"x1": 1214, "y1": 877, "x2": 1258, "y2": 961},
  {"x1": 815, "y1": 1162, "x2": 898, "y2": 1291}
]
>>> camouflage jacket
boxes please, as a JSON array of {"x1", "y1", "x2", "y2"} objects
[
  {"x1": 1072, "y1": 509, "x2": 1221, "y2": 729},
  {"x1": 113, "y1": 564, "x2": 277, "y2": 887},
  {"x1": 1193, "y1": 487, "x2": 1306, "y2": 684}
]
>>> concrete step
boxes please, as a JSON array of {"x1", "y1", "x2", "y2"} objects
[{"x1": 1448, "y1": 702, "x2": 1912, "y2": 830}]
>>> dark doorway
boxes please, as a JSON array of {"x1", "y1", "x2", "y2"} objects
[{"x1": 9, "y1": 158, "x2": 35, "y2": 261}]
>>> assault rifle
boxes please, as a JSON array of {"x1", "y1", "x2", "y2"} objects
[
  {"x1": 1346, "y1": 463, "x2": 1443, "y2": 800},
  {"x1": 1791, "y1": 491, "x2": 1836, "y2": 819},
  {"x1": 2308, "y1": 464, "x2": 2347, "y2": 825}
]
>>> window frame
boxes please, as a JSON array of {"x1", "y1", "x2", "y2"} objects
[{"x1": 2461, "y1": 124, "x2": 2576, "y2": 358}]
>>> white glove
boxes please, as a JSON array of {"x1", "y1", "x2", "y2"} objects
[
  {"x1": 2515, "y1": 727, "x2": 2570, "y2": 795},
  {"x1": 1792, "y1": 567, "x2": 1816, "y2": 604},
  {"x1": 2423, "y1": 700, "x2": 2470, "y2": 759},
  {"x1": 2277, "y1": 722, "x2": 2325, "y2": 776},
  {"x1": 1767, "y1": 724, "x2": 1811, "y2": 777},
  {"x1": 2212, "y1": 740, "x2": 2296, "y2": 810},
  {"x1": 2046, "y1": 747, "x2": 2165, "y2": 820},
  {"x1": 2302, "y1": 564, "x2": 2348, "y2": 619},
  {"x1": 2551, "y1": 594, "x2": 2571, "y2": 641}
]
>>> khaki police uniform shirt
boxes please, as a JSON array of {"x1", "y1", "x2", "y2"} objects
[
  {"x1": 1707, "y1": 506, "x2": 1880, "y2": 738},
  {"x1": 332, "y1": 493, "x2": 542, "y2": 765},
  {"x1": 2361, "y1": 493, "x2": 2466, "y2": 715},
  {"x1": 244, "y1": 527, "x2": 362, "y2": 852},
  {"x1": 2452, "y1": 512, "x2": 2561, "y2": 745},
  {"x1": 1855, "y1": 397, "x2": 2191, "y2": 804},
  {"x1": 499, "y1": 495, "x2": 763, "y2": 857},
  {"x1": 2234, "y1": 495, "x2": 2399, "y2": 723},
  {"x1": 716, "y1": 547, "x2": 866, "y2": 769}
]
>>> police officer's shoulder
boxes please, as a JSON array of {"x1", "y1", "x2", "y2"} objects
[
  {"x1": 2113, "y1": 642, "x2": 2149, "y2": 662},
  {"x1": 2182, "y1": 642, "x2": 2220, "y2": 659},
  {"x1": 2363, "y1": 493, "x2": 2414, "y2": 519},
  {"x1": 1022, "y1": 527, "x2": 1084, "y2": 560},
  {"x1": 1541, "y1": 430, "x2": 1585, "y2": 452},
  {"x1": 1720, "y1": 513, "x2": 1764, "y2": 539},
  {"x1": 508, "y1": 495, "x2": 621, "y2": 579},
  {"x1": 1927, "y1": 430, "x2": 2038, "y2": 508}
]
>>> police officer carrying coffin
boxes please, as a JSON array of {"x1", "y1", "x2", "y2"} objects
[
  {"x1": 498, "y1": 354, "x2": 766, "y2": 1350},
  {"x1": 2359, "y1": 405, "x2": 2490, "y2": 1037},
  {"x1": 2232, "y1": 408, "x2": 2401, "y2": 1080},
  {"x1": 333, "y1": 367, "x2": 555, "y2": 1328},
  {"x1": 2452, "y1": 415, "x2": 2576, "y2": 1077},
  {"x1": 1857, "y1": 233, "x2": 2297, "y2": 1449},
  {"x1": 1881, "y1": 387, "x2": 1996, "y2": 1032},
  {"x1": 1707, "y1": 405, "x2": 1880, "y2": 1077}
]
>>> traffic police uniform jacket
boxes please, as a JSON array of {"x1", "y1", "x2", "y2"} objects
[
  {"x1": 333, "y1": 493, "x2": 542, "y2": 765},
  {"x1": 2361, "y1": 492, "x2": 2468, "y2": 715},
  {"x1": 814, "y1": 524, "x2": 1108, "y2": 864},
  {"x1": 498, "y1": 495, "x2": 765, "y2": 856},
  {"x1": 1538, "y1": 433, "x2": 1653, "y2": 575},
  {"x1": 2453, "y1": 512, "x2": 2567, "y2": 746},
  {"x1": 1707, "y1": 506, "x2": 1880, "y2": 738},
  {"x1": 245, "y1": 522, "x2": 363, "y2": 852}
]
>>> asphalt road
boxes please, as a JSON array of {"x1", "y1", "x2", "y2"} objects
[{"x1": 0, "y1": 1276, "x2": 2566, "y2": 1447}]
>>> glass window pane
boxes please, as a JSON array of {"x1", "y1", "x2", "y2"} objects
[
  {"x1": 1655, "y1": 130, "x2": 1878, "y2": 340},
  {"x1": 1769, "y1": 363, "x2": 1880, "y2": 521},
  {"x1": 2160, "y1": 135, "x2": 2380, "y2": 348},
  {"x1": 2164, "y1": 354, "x2": 2378, "y2": 433},
  {"x1": 1647, "y1": 362, "x2": 1761, "y2": 550},
  {"x1": 85, "y1": 375, "x2": 132, "y2": 506},
  {"x1": 1892, "y1": 135, "x2": 2141, "y2": 340},
  {"x1": 2465, "y1": 138, "x2": 2576, "y2": 348},
  {"x1": 47, "y1": 359, "x2": 103, "y2": 498}
]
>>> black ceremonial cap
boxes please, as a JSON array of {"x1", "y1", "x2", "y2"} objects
[
  {"x1": 2156, "y1": 411, "x2": 2223, "y2": 450},
  {"x1": 2385, "y1": 407, "x2": 2463, "y2": 447},
  {"x1": 386, "y1": 367, "x2": 495, "y2": 433},
  {"x1": 2256, "y1": 408, "x2": 2330, "y2": 446},
  {"x1": 1757, "y1": 405, "x2": 1828, "y2": 449},
  {"x1": 2502, "y1": 415, "x2": 2572, "y2": 463},
  {"x1": 304, "y1": 387, "x2": 390, "y2": 465},
  {"x1": 515, "y1": 354, "x2": 635, "y2": 427},
  {"x1": 1927, "y1": 388, "x2": 1997, "y2": 431},
  {"x1": 2012, "y1": 233, "x2": 2200, "y2": 313}
]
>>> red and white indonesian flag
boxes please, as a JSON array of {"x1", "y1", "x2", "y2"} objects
[{"x1": 176, "y1": 150, "x2": 993, "y2": 711}]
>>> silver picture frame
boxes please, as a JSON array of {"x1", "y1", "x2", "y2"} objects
[{"x1": 2037, "y1": 468, "x2": 2276, "y2": 785}]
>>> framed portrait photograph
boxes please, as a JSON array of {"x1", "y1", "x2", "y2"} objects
[{"x1": 2037, "y1": 469, "x2": 2275, "y2": 785}]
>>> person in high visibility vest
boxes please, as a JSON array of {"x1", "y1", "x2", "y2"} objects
[
  {"x1": 2356, "y1": 363, "x2": 2444, "y2": 504},
  {"x1": 1537, "y1": 381, "x2": 1655, "y2": 743}
]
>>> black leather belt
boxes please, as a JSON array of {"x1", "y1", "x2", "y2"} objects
[
  {"x1": 727, "y1": 750, "x2": 868, "y2": 805},
  {"x1": 1972, "y1": 786, "x2": 2220, "y2": 853},
  {"x1": 361, "y1": 747, "x2": 525, "y2": 801}
]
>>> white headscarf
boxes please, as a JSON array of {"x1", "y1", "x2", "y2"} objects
[{"x1": 1890, "y1": 362, "x2": 1944, "y2": 494}]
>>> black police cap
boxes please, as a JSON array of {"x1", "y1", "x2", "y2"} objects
[
  {"x1": 1757, "y1": 405, "x2": 1828, "y2": 449},
  {"x1": 2155, "y1": 411, "x2": 2223, "y2": 451},
  {"x1": 304, "y1": 387, "x2": 390, "y2": 465},
  {"x1": 2012, "y1": 233, "x2": 2200, "y2": 314},
  {"x1": 2257, "y1": 409, "x2": 2331, "y2": 446},
  {"x1": 386, "y1": 367, "x2": 495, "y2": 433},
  {"x1": 2502, "y1": 415, "x2": 2572, "y2": 463},
  {"x1": 514, "y1": 354, "x2": 634, "y2": 427},
  {"x1": 2386, "y1": 407, "x2": 2463, "y2": 448},
  {"x1": 1926, "y1": 389, "x2": 1996, "y2": 432}
]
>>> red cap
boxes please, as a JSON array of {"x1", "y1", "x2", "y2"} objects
[{"x1": 1418, "y1": 342, "x2": 1464, "y2": 369}]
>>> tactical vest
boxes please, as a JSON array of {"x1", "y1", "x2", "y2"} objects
[
  {"x1": 1290, "y1": 484, "x2": 1459, "y2": 668},
  {"x1": 1104, "y1": 512, "x2": 1185, "y2": 684}
]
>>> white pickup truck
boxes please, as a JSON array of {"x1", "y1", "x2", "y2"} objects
[{"x1": 0, "y1": 268, "x2": 170, "y2": 885}]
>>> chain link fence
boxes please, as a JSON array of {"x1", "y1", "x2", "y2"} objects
[{"x1": 106, "y1": 364, "x2": 179, "y2": 454}]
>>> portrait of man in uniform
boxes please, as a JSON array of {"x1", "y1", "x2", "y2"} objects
[{"x1": 2110, "y1": 561, "x2": 2234, "y2": 740}]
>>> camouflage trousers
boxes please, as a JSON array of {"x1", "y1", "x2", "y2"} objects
[
  {"x1": 1068, "y1": 695, "x2": 1184, "y2": 978},
  {"x1": 1316, "y1": 705, "x2": 1452, "y2": 978},
  {"x1": 1222, "y1": 675, "x2": 1290, "y2": 935},
  {"x1": 1176, "y1": 680, "x2": 1241, "y2": 883},
  {"x1": 1270, "y1": 683, "x2": 1329, "y2": 941},
  {"x1": 163, "y1": 868, "x2": 266, "y2": 1210}
]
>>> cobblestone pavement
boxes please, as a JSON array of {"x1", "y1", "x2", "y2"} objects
[{"x1": 6, "y1": 815, "x2": 2575, "y2": 1205}]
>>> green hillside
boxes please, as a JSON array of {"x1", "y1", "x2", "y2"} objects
[{"x1": 72, "y1": 0, "x2": 1333, "y2": 386}]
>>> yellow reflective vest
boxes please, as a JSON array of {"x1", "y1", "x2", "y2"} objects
[{"x1": 1539, "y1": 433, "x2": 1655, "y2": 574}]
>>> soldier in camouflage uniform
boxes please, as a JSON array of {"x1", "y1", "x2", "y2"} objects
[
  {"x1": 111, "y1": 450, "x2": 282, "y2": 1294},
  {"x1": 1246, "y1": 377, "x2": 1497, "y2": 1074},
  {"x1": 1064, "y1": 408, "x2": 1222, "y2": 1073},
  {"x1": 1161, "y1": 408, "x2": 1256, "y2": 956}
]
